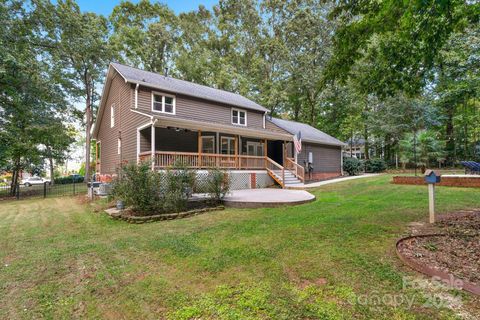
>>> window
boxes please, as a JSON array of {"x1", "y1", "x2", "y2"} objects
[
  {"x1": 117, "y1": 138, "x2": 121, "y2": 155},
  {"x1": 152, "y1": 92, "x2": 175, "y2": 114},
  {"x1": 231, "y1": 108, "x2": 246, "y2": 126},
  {"x1": 221, "y1": 137, "x2": 235, "y2": 155},
  {"x1": 246, "y1": 141, "x2": 264, "y2": 156},
  {"x1": 201, "y1": 136, "x2": 215, "y2": 154},
  {"x1": 110, "y1": 104, "x2": 115, "y2": 127}
]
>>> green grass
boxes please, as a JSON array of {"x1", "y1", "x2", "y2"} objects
[{"x1": 0, "y1": 175, "x2": 478, "y2": 319}]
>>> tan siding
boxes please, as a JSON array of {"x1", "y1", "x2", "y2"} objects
[
  {"x1": 136, "y1": 86, "x2": 267, "y2": 130},
  {"x1": 265, "y1": 120, "x2": 291, "y2": 134},
  {"x1": 97, "y1": 74, "x2": 122, "y2": 174},
  {"x1": 297, "y1": 143, "x2": 341, "y2": 173}
]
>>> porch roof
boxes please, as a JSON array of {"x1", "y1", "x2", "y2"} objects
[
  {"x1": 268, "y1": 117, "x2": 346, "y2": 147},
  {"x1": 151, "y1": 115, "x2": 293, "y2": 141}
]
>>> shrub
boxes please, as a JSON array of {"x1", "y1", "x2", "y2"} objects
[
  {"x1": 364, "y1": 158, "x2": 387, "y2": 173},
  {"x1": 205, "y1": 168, "x2": 230, "y2": 202},
  {"x1": 343, "y1": 157, "x2": 363, "y2": 176},
  {"x1": 54, "y1": 175, "x2": 84, "y2": 184},
  {"x1": 163, "y1": 162, "x2": 196, "y2": 212},
  {"x1": 112, "y1": 163, "x2": 164, "y2": 215}
]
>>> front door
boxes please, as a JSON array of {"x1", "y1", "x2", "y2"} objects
[
  {"x1": 201, "y1": 136, "x2": 215, "y2": 154},
  {"x1": 246, "y1": 141, "x2": 264, "y2": 156},
  {"x1": 221, "y1": 137, "x2": 235, "y2": 155}
]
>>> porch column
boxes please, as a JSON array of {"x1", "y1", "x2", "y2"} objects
[
  {"x1": 198, "y1": 130, "x2": 202, "y2": 168},
  {"x1": 235, "y1": 135, "x2": 239, "y2": 169},
  {"x1": 264, "y1": 139, "x2": 268, "y2": 168},
  {"x1": 216, "y1": 132, "x2": 220, "y2": 167},
  {"x1": 151, "y1": 124, "x2": 155, "y2": 171}
]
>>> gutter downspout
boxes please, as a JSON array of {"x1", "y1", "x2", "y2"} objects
[{"x1": 134, "y1": 83, "x2": 139, "y2": 109}]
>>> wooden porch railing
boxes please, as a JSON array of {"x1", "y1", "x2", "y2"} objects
[
  {"x1": 265, "y1": 157, "x2": 285, "y2": 188},
  {"x1": 285, "y1": 157, "x2": 305, "y2": 182},
  {"x1": 139, "y1": 151, "x2": 267, "y2": 170},
  {"x1": 138, "y1": 151, "x2": 305, "y2": 188}
]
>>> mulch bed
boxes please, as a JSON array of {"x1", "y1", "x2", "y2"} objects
[
  {"x1": 397, "y1": 210, "x2": 480, "y2": 292},
  {"x1": 105, "y1": 205, "x2": 225, "y2": 223}
]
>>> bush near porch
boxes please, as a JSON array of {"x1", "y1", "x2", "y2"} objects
[
  {"x1": 112, "y1": 162, "x2": 230, "y2": 215},
  {"x1": 1, "y1": 175, "x2": 480, "y2": 319}
]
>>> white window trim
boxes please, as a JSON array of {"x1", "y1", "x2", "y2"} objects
[
  {"x1": 151, "y1": 91, "x2": 176, "y2": 115},
  {"x1": 110, "y1": 104, "x2": 115, "y2": 128},
  {"x1": 220, "y1": 136, "x2": 236, "y2": 155},
  {"x1": 136, "y1": 123, "x2": 152, "y2": 163},
  {"x1": 246, "y1": 141, "x2": 264, "y2": 156},
  {"x1": 231, "y1": 108, "x2": 247, "y2": 126},
  {"x1": 117, "y1": 138, "x2": 121, "y2": 155},
  {"x1": 201, "y1": 135, "x2": 215, "y2": 154}
]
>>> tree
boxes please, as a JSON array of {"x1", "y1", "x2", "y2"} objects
[
  {"x1": 110, "y1": 0, "x2": 178, "y2": 73},
  {"x1": 0, "y1": 1, "x2": 71, "y2": 194},
  {"x1": 35, "y1": 0, "x2": 112, "y2": 182},
  {"x1": 327, "y1": 0, "x2": 479, "y2": 96}
]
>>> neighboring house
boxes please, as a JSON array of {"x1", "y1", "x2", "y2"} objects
[
  {"x1": 92, "y1": 63, "x2": 345, "y2": 188},
  {"x1": 344, "y1": 137, "x2": 367, "y2": 159}
]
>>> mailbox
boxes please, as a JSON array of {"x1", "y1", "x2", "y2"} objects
[{"x1": 424, "y1": 170, "x2": 441, "y2": 184}]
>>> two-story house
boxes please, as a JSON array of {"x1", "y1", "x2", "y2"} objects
[{"x1": 92, "y1": 63, "x2": 345, "y2": 188}]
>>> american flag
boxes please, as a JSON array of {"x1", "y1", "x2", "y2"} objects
[{"x1": 293, "y1": 131, "x2": 302, "y2": 154}]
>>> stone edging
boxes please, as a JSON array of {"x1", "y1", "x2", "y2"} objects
[
  {"x1": 105, "y1": 206, "x2": 225, "y2": 223},
  {"x1": 396, "y1": 234, "x2": 480, "y2": 296}
]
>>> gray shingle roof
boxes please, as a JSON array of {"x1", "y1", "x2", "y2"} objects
[
  {"x1": 111, "y1": 63, "x2": 268, "y2": 113},
  {"x1": 269, "y1": 117, "x2": 345, "y2": 147}
]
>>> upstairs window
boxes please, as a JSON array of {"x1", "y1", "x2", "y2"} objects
[
  {"x1": 152, "y1": 92, "x2": 175, "y2": 114},
  {"x1": 232, "y1": 108, "x2": 246, "y2": 126}
]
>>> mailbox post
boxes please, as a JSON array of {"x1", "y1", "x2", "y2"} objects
[{"x1": 424, "y1": 170, "x2": 441, "y2": 223}]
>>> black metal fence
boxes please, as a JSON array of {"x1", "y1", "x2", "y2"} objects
[{"x1": 0, "y1": 181, "x2": 88, "y2": 200}]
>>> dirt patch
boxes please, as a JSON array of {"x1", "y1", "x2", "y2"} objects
[{"x1": 399, "y1": 210, "x2": 480, "y2": 287}]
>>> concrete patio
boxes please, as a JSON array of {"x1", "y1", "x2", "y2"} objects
[{"x1": 223, "y1": 188, "x2": 315, "y2": 208}]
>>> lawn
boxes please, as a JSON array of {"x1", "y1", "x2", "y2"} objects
[{"x1": 0, "y1": 175, "x2": 479, "y2": 319}]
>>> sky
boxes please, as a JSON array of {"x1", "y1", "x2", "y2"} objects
[{"x1": 52, "y1": 0, "x2": 218, "y2": 15}]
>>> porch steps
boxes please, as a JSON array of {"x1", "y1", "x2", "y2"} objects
[{"x1": 270, "y1": 170, "x2": 304, "y2": 188}]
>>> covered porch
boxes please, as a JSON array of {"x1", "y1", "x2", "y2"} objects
[{"x1": 136, "y1": 120, "x2": 305, "y2": 187}]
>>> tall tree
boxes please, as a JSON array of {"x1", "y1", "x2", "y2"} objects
[{"x1": 36, "y1": 0, "x2": 112, "y2": 182}]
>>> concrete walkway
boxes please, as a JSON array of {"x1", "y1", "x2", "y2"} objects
[
  {"x1": 300, "y1": 173, "x2": 381, "y2": 189},
  {"x1": 223, "y1": 188, "x2": 315, "y2": 208}
]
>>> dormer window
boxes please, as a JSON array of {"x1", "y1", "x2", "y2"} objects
[
  {"x1": 152, "y1": 92, "x2": 175, "y2": 114},
  {"x1": 232, "y1": 108, "x2": 246, "y2": 126}
]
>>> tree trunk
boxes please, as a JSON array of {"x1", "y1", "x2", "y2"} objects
[
  {"x1": 445, "y1": 106, "x2": 455, "y2": 165},
  {"x1": 49, "y1": 156, "x2": 55, "y2": 185},
  {"x1": 10, "y1": 159, "x2": 20, "y2": 196},
  {"x1": 84, "y1": 74, "x2": 92, "y2": 183},
  {"x1": 364, "y1": 126, "x2": 370, "y2": 160}
]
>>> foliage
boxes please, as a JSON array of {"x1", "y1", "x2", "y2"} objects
[
  {"x1": 364, "y1": 159, "x2": 387, "y2": 173},
  {"x1": 0, "y1": 0, "x2": 72, "y2": 194},
  {"x1": 78, "y1": 163, "x2": 86, "y2": 176},
  {"x1": 54, "y1": 175, "x2": 84, "y2": 185},
  {"x1": 163, "y1": 161, "x2": 196, "y2": 213},
  {"x1": 399, "y1": 131, "x2": 446, "y2": 170},
  {"x1": 204, "y1": 168, "x2": 230, "y2": 202},
  {"x1": 343, "y1": 157, "x2": 363, "y2": 176},
  {"x1": 112, "y1": 163, "x2": 165, "y2": 215}
]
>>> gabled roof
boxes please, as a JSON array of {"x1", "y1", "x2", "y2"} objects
[
  {"x1": 269, "y1": 117, "x2": 346, "y2": 147},
  {"x1": 111, "y1": 63, "x2": 269, "y2": 113}
]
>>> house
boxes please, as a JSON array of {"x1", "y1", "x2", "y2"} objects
[
  {"x1": 92, "y1": 63, "x2": 345, "y2": 188},
  {"x1": 343, "y1": 137, "x2": 368, "y2": 159}
]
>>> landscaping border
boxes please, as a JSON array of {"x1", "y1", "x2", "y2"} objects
[
  {"x1": 396, "y1": 234, "x2": 480, "y2": 296},
  {"x1": 392, "y1": 175, "x2": 480, "y2": 188},
  {"x1": 105, "y1": 206, "x2": 225, "y2": 223}
]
